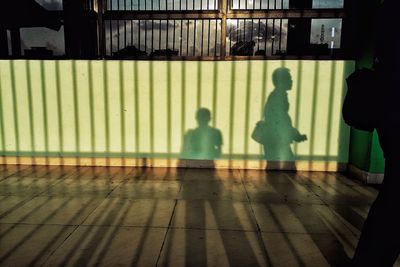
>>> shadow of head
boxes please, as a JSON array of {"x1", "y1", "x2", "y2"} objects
[
  {"x1": 196, "y1": 107, "x2": 211, "y2": 127},
  {"x1": 273, "y1": 67, "x2": 293, "y2": 91}
]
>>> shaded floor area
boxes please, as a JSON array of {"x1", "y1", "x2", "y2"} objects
[{"x1": 0, "y1": 165, "x2": 399, "y2": 267}]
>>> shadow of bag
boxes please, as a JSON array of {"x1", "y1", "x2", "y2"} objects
[
  {"x1": 342, "y1": 68, "x2": 380, "y2": 132},
  {"x1": 251, "y1": 120, "x2": 267, "y2": 144}
]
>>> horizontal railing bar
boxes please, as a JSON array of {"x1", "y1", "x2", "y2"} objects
[
  {"x1": 103, "y1": 10, "x2": 222, "y2": 20},
  {"x1": 103, "y1": 54, "x2": 354, "y2": 61},
  {"x1": 1, "y1": 54, "x2": 355, "y2": 61},
  {"x1": 103, "y1": 8, "x2": 346, "y2": 20},
  {"x1": 226, "y1": 9, "x2": 346, "y2": 18}
]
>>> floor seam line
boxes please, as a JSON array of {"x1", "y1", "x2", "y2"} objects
[
  {"x1": 155, "y1": 198, "x2": 178, "y2": 267},
  {"x1": 239, "y1": 169, "x2": 273, "y2": 266}
]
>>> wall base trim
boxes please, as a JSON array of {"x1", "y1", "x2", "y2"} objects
[
  {"x1": 347, "y1": 164, "x2": 384, "y2": 184},
  {"x1": 0, "y1": 156, "x2": 346, "y2": 172}
]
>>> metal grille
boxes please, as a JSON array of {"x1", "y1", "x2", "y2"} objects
[
  {"x1": 100, "y1": 0, "x2": 347, "y2": 59},
  {"x1": 83, "y1": 0, "x2": 97, "y2": 11},
  {"x1": 1, "y1": 0, "x2": 349, "y2": 59},
  {"x1": 105, "y1": 19, "x2": 222, "y2": 57},
  {"x1": 106, "y1": 0, "x2": 218, "y2": 11},
  {"x1": 231, "y1": 0, "x2": 289, "y2": 10},
  {"x1": 230, "y1": 0, "x2": 344, "y2": 10},
  {"x1": 226, "y1": 19, "x2": 287, "y2": 56}
]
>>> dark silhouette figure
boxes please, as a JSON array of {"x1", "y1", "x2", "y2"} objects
[
  {"x1": 113, "y1": 46, "x2": 147, "y2": 57},
  {"x1": 351, "y1": 1, "x2": 400, "y2": 266},
  {"x1": 231, "y1": 40, "x2": 256, "y2": 56},
  {"x1": 150, "y1": 49, "x2": 179, "y2": 56},
  {"x1": 180, "y1": 108, "x2": 223, "y2": 160},
  {"x1": 261, "y1": 67, "x2": 307, "y2": 162}
]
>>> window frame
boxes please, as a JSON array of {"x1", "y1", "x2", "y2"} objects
[
  {"x1": 99, "y1": 0, "x2": 351, "y2": 60},
  {"x1": 0, "y1": 0, "x2": 352, "y2": 60}
]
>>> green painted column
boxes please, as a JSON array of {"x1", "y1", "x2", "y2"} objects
[
  {"x1": 349, "y1": 129, "x2": 384, "y2": 173},
  {"x1": 348, "y1": 0, "x2": 385, "y2": 175}
]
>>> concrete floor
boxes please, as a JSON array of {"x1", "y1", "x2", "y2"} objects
[{"x1": 0, "y1": 165, "x2": 398, "y2": 267}]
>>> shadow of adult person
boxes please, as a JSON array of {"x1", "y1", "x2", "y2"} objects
[
  {"x1": 253, "y1": 67, "x2": 307, "y2": 170},
  {"x1": 351, "y1": 0, "x2": 400, "y2": 266}
]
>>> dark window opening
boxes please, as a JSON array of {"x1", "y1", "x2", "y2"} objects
[
  {"x1": 106, "y1": 0, "x2": 218, "y2": 11},
  {"x1": 231, "y1": 0, "x2": 343, "y2": 10},
  {"x1": 105, "y1": 19, "x2": 222, "y2": 57},
  {"x1": 34, "y1": 0, "x2": 64, "y2": 11},
  {"x1": 226, "y1": 19, "x2": 288, "y2": 56},
  {"x1": 0, "y1": 0, "x2": 349, "y2": 59}
]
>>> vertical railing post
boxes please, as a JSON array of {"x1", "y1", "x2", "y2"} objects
[
  {"x1": 219, "y1": 0, "x2": 227, "y2": 57},
  {"x1": 11, "y1": 28, "x2": 21, "y2": 57},
  {"x1": 97, "y1": 0, "x2": 106, "y2": 58},
  {"x1": 0, "y1": 28, "x2": 9, "y2": 57}
]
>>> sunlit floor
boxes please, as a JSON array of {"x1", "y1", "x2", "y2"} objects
[{"x1": 0, "y1": 164, "x2": 399, "y2": 267}]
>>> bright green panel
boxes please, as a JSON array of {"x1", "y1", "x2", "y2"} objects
[
  {"x1": 58, "y1": 61, "x2": 76, "y2": 152},
  {"x1": 132, "y1": 61, "x2": 141, "y2": 153},
  {"x1": 312, "y1": 61, "x2": 332, "y2": 157},
  {"x1": 53, "y1": 61, "x2": 65, "y2": 153},
  {"x1": 347, "y1": 0, "x2": 385, "y2": 173},
  {"x1": 231, "y1": 61, "x2": 250, "y2": 156},
  {"x1": 369, "y1": 131, "x2": 385, "y2": 173},
  {"x1": 0, "y1": 62, "x2": 18, "y2": 152},
  {"x1": 153, "y1": 61, "x2": 169, "y2": 154},
  {"x1": 290, "y1": 61, "x2": 302, "y2": 156},
  {"x1": 183, "y1": 62, "x2": 200, "y2": 136},
  {"x1": 349, "y1": 129, "x2": 371, "y2": 170},
  {"x1": 90, "y1": 61, "x2": 106, "y2": 153},
  {"x1": 138, "y1": 61, "x2": 152, "y2": 153},
  {"x1": 221, "y1": 60, "x2": 235, "y2": 157},
  {"x1": 327, "y1": 61, "x2": 342, "y2": 157},
  {"x1": 199, "y1": 62, "x2": 214, "y2": 110},
  {"x1": 24, "y1": 61, "x2": 40, "y2": 153},
  {"x1": 0, "y1": 59, "x2": 354, "y2": 163},
  {"x1": 303, "y1": 61, "x2": 320, "y2": 159},
  {"x1": 106, "y1": 61, "x2": 123, "y2": 153},
  {"x1": 85, "y1": 61, "x2": 96, "y2": 154},
  {"x1": 292, "y1": 61, "x2": 315, "y2": 158},
  {"x1": 74, "y1": 61, "x2": 92, "y2": 153},
  {"x1": 14, "y1": 61, "x2": 32, "y2": 152},
  {"x1": 42, "y1": 61, "x2": 61, "y2": 153},
  {"x1": 0, "y1": 65, "x2": 4, "y2": 151},
  {"x1": 121, "y1": 61, "x2": 136, "y2": 154},
  {"x1": 242, "y1": 61, "x2": 256, "y2": 158},
  {"x1": 247, "y1": 61, "x2": 268, "y2": 157},
  {"x1": 169, "y1": 61, "x2": 182, "y2": 155},
  {"x1": 308, "y1": 61, "x2": 343, "y2": 158},
  {"x1": 2, "y1": 62, "x2": 25, "y2": 152},
  {"x1": 294, "y1": 60, "x2": 312, "y2": 157}
]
